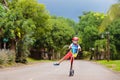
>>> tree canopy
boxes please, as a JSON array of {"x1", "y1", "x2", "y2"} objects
[
  {"x1": 0, "y1": 0, "x2": 120, "y2": 63},
  {"x1": 78, "y1": 12, "x2": 105, "y2": 50}
]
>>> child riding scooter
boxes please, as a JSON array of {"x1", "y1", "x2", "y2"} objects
[{"x1": 54, "y1": 37, "x2": 81, "y2": 76}]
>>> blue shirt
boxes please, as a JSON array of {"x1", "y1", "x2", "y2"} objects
[{"x1": 69, "y1": 43, "x2": 81, "y2": 54}]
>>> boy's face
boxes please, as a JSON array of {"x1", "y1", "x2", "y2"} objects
[{"x1": 72, "y1": 40, "x2": 78, "y2": 44}]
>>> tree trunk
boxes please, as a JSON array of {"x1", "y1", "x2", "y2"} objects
[
  {"x1": 3, "y1": 0, "x2": 8, "y2": 7},
  {"x1": 3, "y1": 42, "x2": 6, "y2": 49},
  {"x1": 10, "y1": 39, "x2": 16, "y2": 52},
  {"x1": 106, "y1": 33, "x2": 110, "y2": 62}
]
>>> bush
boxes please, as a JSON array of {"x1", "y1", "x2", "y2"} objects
[
  {"x1": 0, "y1": 50, "x2": 16, "y2": 65},
  {"x1": 82, "y1": 51, "x2": 91, "y2": 59},
  {"x1": 7, "y1": 50, "x2": 16, "y2": 64},
  {"x1": 0, "y1": 50, "x2": 8, "y2": 64}
]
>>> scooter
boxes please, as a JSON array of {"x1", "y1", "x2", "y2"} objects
[{"x1": 69, "y1": 56, "x2": 74, "y2": 76}]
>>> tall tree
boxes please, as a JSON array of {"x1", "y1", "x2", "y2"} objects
[
  {"x1": 0, "y1": 0, "x2": 50, "y2": 62},
  {"x1": 106, "y1": 19, "x2": 120, "y2": 59},
  {"x1": 78, "y1": 11, "x2": 105, "y2": 50},
  {"x1": 33, "y1": 16, "x2": 75, "y2": 59},
  {"x1": 99, "y1": 3, "x2": 120, "y2": 33}
]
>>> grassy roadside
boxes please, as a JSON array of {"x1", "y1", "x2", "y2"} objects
[
  {"x1": 0, "y1": 63, "x2": 16, "y2": 68},
  {"x1": 0, "y1": 58, "x2": 54, "y2": 68},
  {"x1": 96, "y1": 60, "x2": 120, "y2": 72},
  {"x1": 27, "y1": 58, "x2": 54, "y2": 63}
]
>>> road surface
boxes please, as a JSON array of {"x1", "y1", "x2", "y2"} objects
[{"x1": 0, "y1": 60, "x2": 120, "y2": 80}]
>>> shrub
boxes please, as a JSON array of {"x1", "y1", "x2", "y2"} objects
[
  {"x1": 82, "y1": 51, "x2": 91, "y2": 59},
  {"x1": 7, "y1": 50, "x2": 16, "y2": 64},
  {"x1": 0, "y1": 50, "x2": 16, "y2": 65},
  {"x1": 0, "y1": 50, "x2": 8, "y2": 64}
]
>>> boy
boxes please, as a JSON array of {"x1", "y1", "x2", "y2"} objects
[{"x1": 54, "y1": 37, "x2": 81, "y2": 65}]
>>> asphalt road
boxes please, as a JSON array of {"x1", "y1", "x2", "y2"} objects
[{"x1": 0, "y1": 60, "x2": 120, "y2": 80}]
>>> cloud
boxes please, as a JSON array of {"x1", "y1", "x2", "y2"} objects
[{"x1": 38, "y1": 0, "x2": 117, "y2": 22}]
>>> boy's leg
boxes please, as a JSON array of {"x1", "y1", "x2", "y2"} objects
[
  {"x1": 70, "y1": 56, "x2": 74, "y2": 70},
  {"x1": 58, "y1": 51, "x2": 72, "y2": 64}
]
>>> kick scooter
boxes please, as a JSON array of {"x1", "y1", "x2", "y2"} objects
[{"x1": 69, "y1": 56, "x2": 74, "y2": 76}]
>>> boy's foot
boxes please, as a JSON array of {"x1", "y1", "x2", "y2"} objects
[{"x1": 53, "y1": 63, "x2": 60, "y2": 66}]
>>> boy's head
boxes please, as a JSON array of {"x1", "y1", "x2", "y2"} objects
[{"x1": 72, "y1": 37, "x2": 79, "y2": 44}]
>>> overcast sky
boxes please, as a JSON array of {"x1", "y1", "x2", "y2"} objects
[{"x1": 38, "y1": 0, "x2": 117, "y2": 22}]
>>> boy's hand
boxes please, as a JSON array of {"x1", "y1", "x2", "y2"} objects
[
  {"x1": 67, "y1": 49, "x2": 70, "y2": 52},
  {"x1": 79, "y1": 48, "x2": 81, "y2": 51}
]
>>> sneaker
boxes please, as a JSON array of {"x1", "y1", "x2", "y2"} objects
[{"x1": 53, "y1": 63, "x2": 60, "y2": 66}]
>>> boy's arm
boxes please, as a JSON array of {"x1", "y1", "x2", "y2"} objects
[
  {"x1": 69, "y1": 43, "x2": 72, "y2": 49},
  {"x1": 79, "y1": 47, "x2": 81, "y2": 51},
  {"x1": 78, "y1": 45, "x2": 81, "y2": 51}
]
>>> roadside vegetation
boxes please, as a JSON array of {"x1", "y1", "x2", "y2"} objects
[
  {"x1": 96, "y1": 60, "x2": 120, "y2": 72},
  {"x1": 0, "y1": 0, "x2": 120, "y2": 71}
]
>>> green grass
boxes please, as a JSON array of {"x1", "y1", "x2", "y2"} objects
[
  {"x1": 0, "y1": 58, "x2": 54, "y2": 68},
  {"x1": 27, "y1": 58, "x2": 55, "y2": 63},
  {"x1": 0, "y1": 63, "x2": 15, "y2": 68},
  {"x1": 96, "y1": 60, "x2": 120, "y2": 72}
]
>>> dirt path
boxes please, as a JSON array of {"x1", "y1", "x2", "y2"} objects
[{"x1": 0, "y1": 60, "x2": 120, "y2": 80}]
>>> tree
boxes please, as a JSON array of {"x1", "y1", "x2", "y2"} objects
[
  {"x1": 78, "y1": 11, "x2": 105, "y2": 50},
  {"x1": 0, "y1": 3, "x2": 6, "y2": 49},
  {"x1": 107, "y1": 19, "x2": 120, "y2": 59},
  {"x1": 33, "y1": 16, "x2": 75, "y2": 59},
  {"x1": 50, "y1": 17, "x2": 75, "y2": 58},
  {"x1": 0, "y1": 0, "x2": 50, "y2": 62},
  {"x1": 98, "y1": 3, "x2": 120, "y2": 60},
  {"x1": 10, "y1": 0, "x2": 50, "y2": 62},
  {"x1": 0, "y1": 7, "x2": 36, "y2": 62},
  {"x1": 99, "y1": 3, "x2": 120, "y2": 33},
  {"x1": 83, "y1": 26, "x2": 99, "y2": 50}
]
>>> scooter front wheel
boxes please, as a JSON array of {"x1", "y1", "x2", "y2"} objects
[{"x1": 69, "y1": 69, "x2": 74, "y2": 76}]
